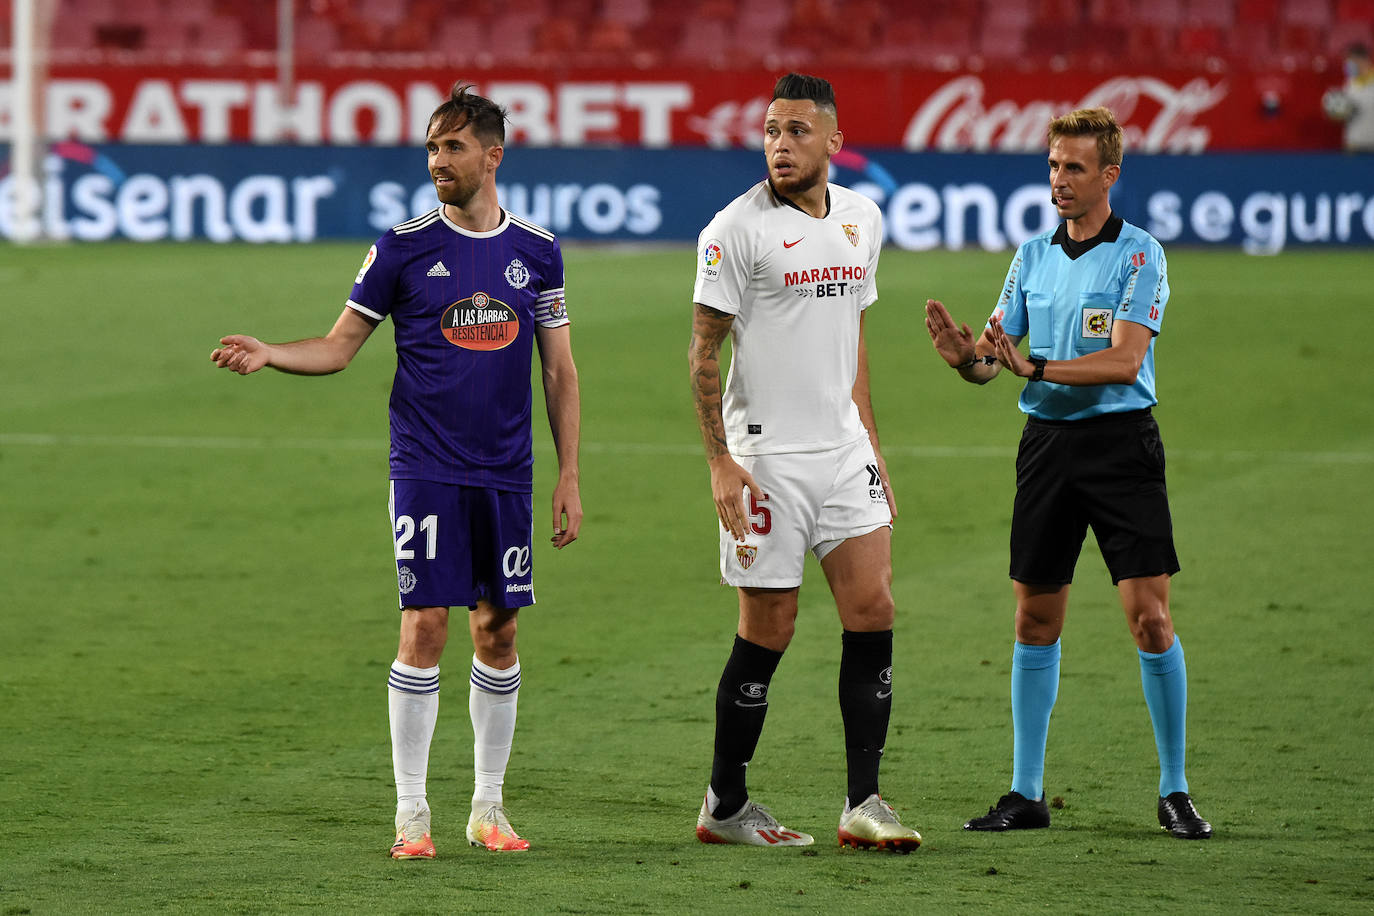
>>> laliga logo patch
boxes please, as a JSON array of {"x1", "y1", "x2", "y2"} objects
[
  {"x1": 843, "y1": 223, "x2": 860, "y2": 247},
  {"x1": 1081, "y1": 307, "x2": 1113, "y2": 339},
  {"x1": 397, "y1": 565, "x2": 417, "y2": 595},
  {"x1": 355, "y1": 245, "x2": 377, "y2": 284},
  {"x1": 504, "y1": 258, "x2": 530, "y2": 290},
  {"x1": 442, "y1": 291, "x2": 519, "y2": 351},
  {"x1": 736, "y1": 543, "x2": 757, "y2": 570},
  {"x1": 701, "y1": 239, "x2": 723, "y2": 282}
]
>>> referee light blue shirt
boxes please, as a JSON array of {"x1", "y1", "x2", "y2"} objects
[{"x1": 990, "y1": 214, "x2": 1169, "y2": 421}]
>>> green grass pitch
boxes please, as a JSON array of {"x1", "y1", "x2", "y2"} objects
[{"x1": 1, "y1": 242, "x2": 1371, "y2": 913}]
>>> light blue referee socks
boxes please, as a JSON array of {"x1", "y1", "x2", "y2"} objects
[
  {"x1": 1010, "y1": 640, "x2": 1061, "y2": 802},
  {"x1": 1139, "y1": 636, "x2": 1189, "y2": 797}
]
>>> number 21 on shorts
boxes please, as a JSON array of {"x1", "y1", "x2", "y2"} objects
[{"x1": 395, "y1": 514, "x2": 437, "y2": 559}]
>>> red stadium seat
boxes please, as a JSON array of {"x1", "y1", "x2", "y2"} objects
[
  {"x1": 1281, "y1": 0, "x2": 1334, "y2": 26},
  {"x1": 1335, "y1": 0, "x2": 1374, "y2": 22},
  {"x1": 976, "y1": 20, "x2": 1028, "y2": 60},
  {"x1": 1327, "y1": 18, "x2": 1374, "y2": 54},
  {"x1": 983, "y1": 0, "x2": 1037, "y2": 28},
  {"x1": 1236, "y1": 0, "x2": 1281, "y2": 18},
  {"x1": 1179, "y1": 24, "x2": 1225, "y2": 54},
  {"x1": 1036, "y1": 0, "x2": 1083, "y2": 24},
  {"x1": 295, "y1": 17, "x2": 341, "y2": 58},
  {"x1": 1277, "y1": 21, "x2": 1326, "y2": 63},
  {"x1": 600, "y1": 0, "x2": 653, "y2": 28},
  {"x1": 1184, "y1": 0, "x2": 1235, "y2": 26},
  {"x1": 142, "y1": 18, "x2": 189, "y2": 51},
  {"x1": 1228, "y1": 19, "x2": 1277, "y2": 56},
  {"x1": 1127, "y1": 25, "x2": 1179, "y2": 67},
  {"x1": 1133, "y1": 0, "x2": 1185, "y2": 26}
]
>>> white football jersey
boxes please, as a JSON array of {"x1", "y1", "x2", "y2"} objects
[{"x1": 693, "y1": 180, "x2": 883, "y2": 455}]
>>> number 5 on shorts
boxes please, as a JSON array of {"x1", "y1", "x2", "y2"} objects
[{"x1": 749, "y1": 492, "x2": 772, "y2": 536}]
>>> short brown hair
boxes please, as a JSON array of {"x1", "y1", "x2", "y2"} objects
[
  {"x1": 427, "y1": 83, "x2": 507, "y2": 147},
  {"x1": 1047, "y1": 106, "x2": 1123, "y2": 168}
]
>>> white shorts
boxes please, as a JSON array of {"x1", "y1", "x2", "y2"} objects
[{"x1": 719, "y1": 436, "x2": 892, "y2": 588}]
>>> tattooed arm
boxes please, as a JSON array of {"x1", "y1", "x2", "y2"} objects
[{"x1": 689, "y1": 303, "x2": 760, "y2": 543}]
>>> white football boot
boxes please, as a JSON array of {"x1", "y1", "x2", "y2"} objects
[
  {"x1": 696, "y1": 796, "x2": 814, "y2": 846},
  {"x1": 837, "y1": 794, "x2": 922, "y2": 853}
]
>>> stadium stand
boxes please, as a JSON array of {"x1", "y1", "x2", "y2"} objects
[{"x1": 24, "y1": 0, "x2": 1371, "y2": 71}]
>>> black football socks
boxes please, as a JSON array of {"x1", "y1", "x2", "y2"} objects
[
  {"x1": 838, "y1": 628, "x2": 894, "y2": 807},
  {"x1": 709, "y1": 634, "x2": 783, "y2": 820}
]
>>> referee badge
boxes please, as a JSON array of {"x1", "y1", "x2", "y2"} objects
[
  {"x1": 1081, "y1": 307, "x2": 1113, "y2": 339},
  {"x1": 843, "y1": 224, "x2": 860, "y2": 247},
  {"x1": 736, "y1": 544, "x2": 757, "y2": 570}
]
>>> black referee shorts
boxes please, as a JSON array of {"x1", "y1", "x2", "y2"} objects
[{"x1": 1009, "y1": 408, "x2": 1180, "y2": 586}]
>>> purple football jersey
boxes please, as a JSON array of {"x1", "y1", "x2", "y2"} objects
[{"x1": 346, "y1": 208, "x2": 569, "y2": 491}]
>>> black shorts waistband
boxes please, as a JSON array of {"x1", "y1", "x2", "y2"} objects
[{"x1": 1026, "y1": 407, "x2": 1153, "y2": 429}]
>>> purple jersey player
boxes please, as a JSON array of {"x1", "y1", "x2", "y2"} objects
[{"x1": 211, "y1": 84, "x2": 582, "y2": 860}]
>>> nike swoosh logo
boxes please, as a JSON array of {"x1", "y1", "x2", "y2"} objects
[
  {"x1": 734, "y1": 700, "x2": 768, "y2": 708},
  {"x1": 876, "y1": 689, "x2": 892, "y2": 699},
  {"x1": 783, "y1": 237, "x2": 804, "y2": 248}
]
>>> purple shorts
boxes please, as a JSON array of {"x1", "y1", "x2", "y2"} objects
[{"x1": 388, "y1": 479, "x2": 535, "y2": 610}]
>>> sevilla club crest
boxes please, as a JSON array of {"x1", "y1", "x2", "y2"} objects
[
  {"x1": 843, "y1": 224, "x2": 860, "y2": 247},
  {"x1": 736, "y1": 544, "x2": 757, "y2": 570}
]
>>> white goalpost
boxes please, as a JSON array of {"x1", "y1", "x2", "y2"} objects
[
  {"x1": 4, "y1": 0, "x2": 297, "y2": 245},
  {"x1": 8, "y1": 0, "x2": 43, "y2": 243}
]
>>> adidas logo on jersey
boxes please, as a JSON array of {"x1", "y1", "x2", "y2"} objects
[{"x1": 427, "y1": 261, "x2": 450, "y2": 277}]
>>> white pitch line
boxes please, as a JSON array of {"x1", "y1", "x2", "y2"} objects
[{"x1": 1, "y1": 432, "x2": 1371, "y2": 464}]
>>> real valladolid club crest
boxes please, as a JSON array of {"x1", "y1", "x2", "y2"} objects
[
  {"x1": 398, "y1": 565, "x2": 417, "y2": 595},
  {"x1": 843, "y1": 224, "x2": 860, "y2": 247},
  {"x1": 504, "y1": 258, "x2": 530, "y2": 289},
  {"x1": 736, "y1": 544, "x2": 757, "y2": 570}
]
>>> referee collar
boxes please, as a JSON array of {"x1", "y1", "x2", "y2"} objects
[
  {"x1": 768, "y1": 179, "x2": 831, "y2": 219},
  {"x1": 1052, "y1": 213, "x2": 1123, "y2": 260}
]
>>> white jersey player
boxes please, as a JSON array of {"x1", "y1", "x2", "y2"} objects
[
  {"x1": 694, "y1": 180, "x2": 882, "y2": 458},
  {"x1": 688, "y1": 72, "x2": 922, "y2": 853}
]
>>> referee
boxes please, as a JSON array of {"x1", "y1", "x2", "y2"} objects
[{"x1": 924, "y1": 106, "x2": 1211, "y2": 840}]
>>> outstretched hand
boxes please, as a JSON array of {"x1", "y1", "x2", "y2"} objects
[
  {"x1": 211, "y1": 335, "x2": 270, "y2": 375},
  {"x1": 924, "y1": 299, "x2": 977, "y2": 367},
  {"x1": 988, "y1": 316, "x2": 1032, "y2": 378}
]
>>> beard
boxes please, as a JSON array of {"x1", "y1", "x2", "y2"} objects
[
  {"x1": 770, "y1": 160, "x2": 826, "y2": 198},
  {"x1": 435, "y1": 174, "x2": 481, "y2": 209}
]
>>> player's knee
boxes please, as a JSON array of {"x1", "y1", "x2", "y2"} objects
[
  {"x1": 471, "y1": 607, "x2": 518, "y2": 656},
  {"x1": 840, "y1": 590, "x2": 895, "y2": 632},
  {"x1": 742, "y1": 619, "x2": 794, "y2": 652},
  {"x1": 1013, "y1": 607, "x2": 1063, "y2": 645},
  {"x1": 399, "y1": 606, "x2": 450, "y2": 660},
  {"x1": 1130, "y1": 608, "x2": 1174, "y2": 652}
]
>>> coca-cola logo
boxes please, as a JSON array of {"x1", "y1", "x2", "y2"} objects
[{"x1": 902, "y1": 75, "x2": 1229, "y2": 154}]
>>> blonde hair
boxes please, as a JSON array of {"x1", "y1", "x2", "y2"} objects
[{"x1": 1047, "y1": 107, "x2": 1123, "y2": 168}]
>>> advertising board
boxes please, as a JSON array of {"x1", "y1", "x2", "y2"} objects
[{"x1": 2, "y1": 144, "x2": 1370, "y2": 253}]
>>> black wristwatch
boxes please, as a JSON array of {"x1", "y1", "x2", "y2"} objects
[{"x1": 1029, "y1": 355, "x2": 1047, "y2": 382}]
